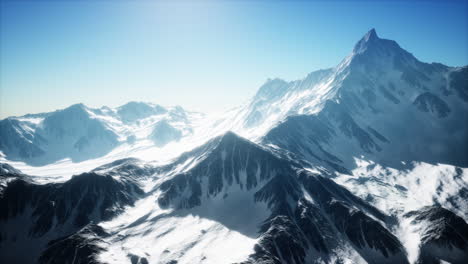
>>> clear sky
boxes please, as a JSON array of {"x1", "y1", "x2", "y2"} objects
[{"x1": 1, "y1": 0, "x2": 467, "y2": 118}]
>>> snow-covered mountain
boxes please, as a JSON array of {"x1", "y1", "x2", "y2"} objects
[
  {"x1": 0, "y1": 102, "x2": 199, "y2": 166},
  {"x1": 0, "y1": 159, "x2": 150, "y2": 263},
  {"x1": 261, "y1": 29, "x2": 468, "y2": 170},
  {"x1": 147, "y1": 132, "x2": 408, "y2": 264},
  {"x1": 0, "y1": 29, "x2": 467, "y2": 264}
]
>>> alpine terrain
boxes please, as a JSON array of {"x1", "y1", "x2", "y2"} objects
[{"x1": 0, "y1": 29, "x2": 467, "y2": 264}]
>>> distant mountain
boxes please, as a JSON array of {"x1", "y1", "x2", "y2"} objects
[
  {"x1": 0, "y1": 102, "x2": 197, "y2": 165},
  {"x1": 117, "y1": 101, "x2": 168, "y2": 123},
  {"x1": 150, "y1": 120, "x2": 183, "y2": 147}
]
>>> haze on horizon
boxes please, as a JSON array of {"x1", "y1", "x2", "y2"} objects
[{"x1": 1, "y1": 0, "x2": 467, "y2": 118}]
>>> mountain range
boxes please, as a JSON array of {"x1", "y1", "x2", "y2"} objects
[{"x1": 0, "y1": 29, "x2": 467, "y2": 264}]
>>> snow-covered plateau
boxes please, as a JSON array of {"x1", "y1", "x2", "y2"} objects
[{"x1": 1, "y1": 29, "x2": 467, "y2": 264}]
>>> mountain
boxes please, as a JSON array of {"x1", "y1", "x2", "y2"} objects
[
  {"x1": 209, "y1": 30, "x2": 467, "y2": 172},
  {"x1": 0, "y1": 117, "x2": 46, "y2": 159},
  {"x1": 0, "y1": 29, "x2": 467, "y2": 264},
  {"x1": 0, "y1": 159, "x2": 151, "y2": 263},
  {"x1": 4, "y1": 30, "x2": 464, "y2": 171},
  {"x1": 150, "y1": 120, "x2": 183, "y2": 147},
  {"x1": 404, "y1": 206, "x2": 468, "y2": 264},
  {"x1": 261, "y1": 29, "x2": 468, "y2": 170},
  {"x1": 0, "y1": 133, "x2": 410, "y2": 263},
  {"x1": 152, "y1": 132, "x2": 410, "y2": 264},
  {"x1": 117, "y1": 101, "x2": 168, "y2": 123},
  {"x1": 0, "y1": 103, "x2": 119, "y2": 165},
  {"x1": 0, "y1": 102, "x2": 198, "y2": 166}
]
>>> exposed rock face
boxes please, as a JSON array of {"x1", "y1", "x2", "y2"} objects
[
  {"x1": 0, "y1": 162, "x2": 22, "y2": 175},
  {"x1": 157, "y1": 132, "x2": 302, "y2": 209},
  {"x1": 38, "y1": 224, "x2": 108, "y2": 264},
  {"x1": 450, "y1": 67, "x2": 468, "y2": 102},
  {"x1": 0, "y1": 164, "x2": 145, "y2": 263},
  {"x1": 413, "y1": 92, "x2": 451, "y2": 118},
  {"x1": 404, "y1": 206, "x2": 468, "y2": 264}
]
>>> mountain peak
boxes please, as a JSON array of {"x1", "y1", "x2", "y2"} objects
[
  {"x1": 219, "y1": 131, "x2": 244, "y2": 144},
  {"x1": 353, "y1": 28, "x2": 382, "y2": 54},
  {"x1": 349, "y1": 28, "x2": 413, "y2": 65},
  {"x1": 68, "y1": 103, "x2": 87, "y2": 110},
  {"x1": 213, "y1": 131, "x2": 257, "y2": 152},
  {"x1": 365, "y1": 28, "x2": 378, "y2": 41},
  {"x1": 61, "y1": 103, "x2": 89, "y2": 115}
]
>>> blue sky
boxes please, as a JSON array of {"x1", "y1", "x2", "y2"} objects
[{"x1": 1, "y1": 0, "x2": 467, "y2": 118}]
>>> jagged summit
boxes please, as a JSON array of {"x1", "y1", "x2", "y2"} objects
[
  {"x1": 353, "y1": 28, "x2": 379, "y2": 53},
  {"x1": 364, "y1": 28, "x2": 378, "y2": 41},
  {"x1": 352, "y1": 28, "x2": 402, "y2": 56}
]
